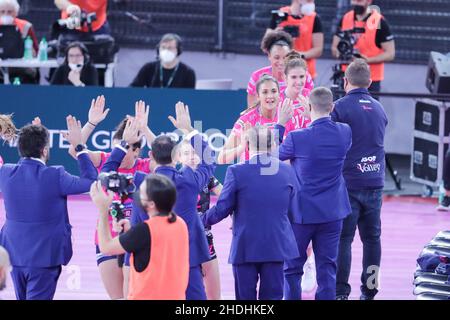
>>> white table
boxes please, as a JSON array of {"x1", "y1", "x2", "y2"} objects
[{"x1": 0, "y1": 58, "x2": 115, "y2": 87}]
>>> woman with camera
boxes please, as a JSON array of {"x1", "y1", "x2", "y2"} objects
[
  {"x1": 67, "y1": 96, "x2": 156, "y2": 299},
  {"x1": 90, "y1": 173, "x2": 190, "y2": 300},
  {"x1": 246, "y1": 30, "x2": 314, "y2": 109}
]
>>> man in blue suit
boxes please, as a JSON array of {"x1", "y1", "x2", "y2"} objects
[
  {"x1": 101, "y1": 103, "x2": 215, "y2": 300},
  {"x1": 201, "y1": 126, "x2": 299, "y2": 300},
  {"x1": 276, "y1": 87, "x2": 352, "y2": 300},
  {"x1": 0, "y1": 116, "x2": 97, "y2": 300}
]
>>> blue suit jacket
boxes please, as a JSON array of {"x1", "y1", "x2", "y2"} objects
[
  {"x1": 202, "y1": 154, "x2": 299, "y2": 265},
  {"x1": 101, "y1": 133, "x2": 215, "y2": 267},
  {"x1": 276, "y1": 117, "x2": 352, "y2": 224},
  {"x1": 0, "y1": 154, "x2": 97, "y2": 267}
]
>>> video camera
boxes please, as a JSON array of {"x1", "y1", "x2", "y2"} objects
[
  {"x1": 271, "y1": 10, "x2": 300, "y2": 38},
  {"x1": 98, "y1": 171, "x2": 135, "y2": 196},
  {"x1": 58, "y1": 11, "x2": 97, "y2": 32},
  {"x1": 335, "y1": 27, "x2": 365, "y2": 61}
]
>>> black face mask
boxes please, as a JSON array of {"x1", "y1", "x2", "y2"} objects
[
  {"x1": 353, "y1": 5, "x2": 366, "y2": 15},
  {"x1": 133, "y1": 192, "x2": 148, "y2": 213}
]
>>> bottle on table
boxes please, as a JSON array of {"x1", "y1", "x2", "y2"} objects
[
  {"x1": 38, "y1": 37, "x2": 48, "y2": 61},
  {"x1": 12, "y1": 77, "x2": 21, "y2": 85},
  {"x1": 23, "y1": 36, "x2": 33, "y2": 60}
]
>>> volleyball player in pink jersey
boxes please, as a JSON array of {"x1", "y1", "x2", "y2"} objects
[
  {"x1": 247, "y1": 30, "x2": 314, "y2": 109},
  {"x1": 280, "y1": 51, "x2": 314, "y2": 136},
  {"x1": 68, "y1": 97, "x2": 156, "y2": 299},
  {"x1": 278, "y1": 51, "x2": 319, "y2": 294},
  {"x1": 219, "y1": 73, "x2": 309, "y2": 164},
  {"x1": 219, "y1": 75, "x2": 280, "y2": 164}
]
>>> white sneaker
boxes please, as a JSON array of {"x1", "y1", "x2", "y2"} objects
[{"x1": 301, "y1": 257, "x2": 317, "y2": 293}]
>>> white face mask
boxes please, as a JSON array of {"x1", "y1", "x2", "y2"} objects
[
  {"x1": 159, "y1": 49, "x2": 177, "y2": 64},
  {"x1": 301, "y1": 3, "x2": 315, "y2": 16},
  {"x1": 0, "y1": 15, "x2": 14, "y2": 25},
  {"x1": 68, "y1": 63, "x2": 83, "y2": 72}
]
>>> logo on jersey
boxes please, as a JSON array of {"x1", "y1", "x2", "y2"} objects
[{"x1": 356, "y1": 156, "x2": 381, "y2": 173}]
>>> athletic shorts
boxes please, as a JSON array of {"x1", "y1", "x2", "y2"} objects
[{"x1": 96, "y1": 245, "x2": 130, "y2": 267}]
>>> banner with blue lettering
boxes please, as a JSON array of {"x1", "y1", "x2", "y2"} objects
[{"x1": 0, "y1": 86, "x2": 247, "y2": 180}]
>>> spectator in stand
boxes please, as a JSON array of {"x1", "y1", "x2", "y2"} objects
[{"x1": 130, "y1": 33, "x2": 196, "y2": 89}]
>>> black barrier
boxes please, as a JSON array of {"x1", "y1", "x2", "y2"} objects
[
  {"x1": 0, "y1": 85, "x2": 247, "y2": 180},
  {"x1": 333, "y1": 90, "x2": 450, "y2": 101}
]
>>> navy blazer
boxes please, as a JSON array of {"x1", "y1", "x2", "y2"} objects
[
  {"x1": 276, "y1": 117, "x2": 352, "y2": 224},
  {"x1": 101, "y1": 133, "x2": 215, "y2": 267},
  {"x1": 202, "y1": 154, "x2": 299, "y2": 265},
  {"x1": 0, "y1": 154, "x2": 97, "y2": 267}
]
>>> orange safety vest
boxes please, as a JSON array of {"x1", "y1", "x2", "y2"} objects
[
  {"x1": 341, "y1": 9, "x2": 384, "y2": 81},
  {"x1": 61, "y1": 0, "x2": 107, "y2": 32},
  {"x1": 278, "y1": 6, "x2": 317, "y2": 79},
  {"x1": 128, "y1": 216, "x2": 189, "y2": 300}
]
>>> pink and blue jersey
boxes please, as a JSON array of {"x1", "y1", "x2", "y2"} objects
[
  {"x1": 279, "y1": 88, "x2": 312, "y2": 135},
  {"x1": 231, "y1": 104, "x2": 309, "y2": 161},
  {"x1": 247, "y1": 66, "x2": 314, "y2": 98},
  {"x1": 94, "y1": 152, "x2": 151, "y2": 245}
]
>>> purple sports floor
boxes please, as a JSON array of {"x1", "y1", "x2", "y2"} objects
[{"x1": 0, "y1": 195, "x2": 449, "y2": 300}]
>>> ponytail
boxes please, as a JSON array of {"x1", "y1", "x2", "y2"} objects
[{"x1": 168, "y1": 211, "x2": 177, "y2": 223}]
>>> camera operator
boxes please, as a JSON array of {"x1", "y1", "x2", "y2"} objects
[
  {"x1": 54, "y1": 0, "x2": 110, "y2": 35},
  {"x1": 331, "y1": 0, "x2": 395, "y2": 93},
  {"x1": 269, "y1": 0, "x2": 324, "y2": 80},
  {"x1": 90, "y1": 174, "x2": 190, "y2": 300}
]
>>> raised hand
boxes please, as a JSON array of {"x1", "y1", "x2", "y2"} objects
[
  {"x1": 278, "y1": 98, "x2": 294, "y2": 126},
  {"x1": 88, "y1": 95, "x2": 110, "y2": 125},
  {"x1": 63, "y1": 115, "x2": 83, "y2": 147},
  {"x1": 90, "y1": 181, "x2": 114, "y2": 216},
  {"x1": 122, "y1": 118, "x2": 142, "y2": 145},
  {"x1": 168, "y1": 101, "x2": 194, "y2": 133},
  {"x1": 135, "y1": 100, "x2": 150, "y2": 130},
  {"x1": 68, "y1": 70, "x2": 83, "y2": 87}
]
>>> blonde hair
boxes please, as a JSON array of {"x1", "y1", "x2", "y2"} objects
[
  {"x1": 284, "y1": 50, "x2": 308, "y2": 76},
  {"x1": 0, "y1": 114, "x2": 17, "y2": 142}
]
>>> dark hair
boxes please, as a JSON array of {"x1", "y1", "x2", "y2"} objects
[
  {"x1": 145, "y1": 174, "x2": 177, "y2": 223},
  {"x1": 151, "y1": 135, "x2": 177, "y2": 165},
  {"x1": 18, "y1": 124, "x2": 49, "y2": 158},
  {"x1": 64, "y1": 41, "x2": 90, "y2": 65},
  {"x1": 112, "y1": 118, "x2": 142, "y2": 150},
  {"x1": 260, "y1": 30, "x2": 293, "y2": 54},
  {"x1": 284, "y1": 50, "x2": 308, "y2": 76},
  {"x1": 255, "y1": 74, "x2": 280, "y2": 95}
]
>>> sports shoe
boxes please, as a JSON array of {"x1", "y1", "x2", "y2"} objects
[
  {"x1": 437, "y1": 196, "x2": 450, "y2": 211},
  {"x1": 336, "y1": 295, "x2": 348, "y2": 300},
  {"x1": 360, "y1": 294, "x2": 374, "y2": 300},
  {"x1": 301, "y1": 256, "x2": 317, "y2": 293}
]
